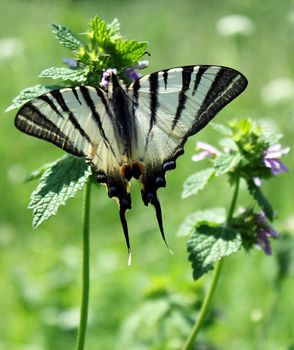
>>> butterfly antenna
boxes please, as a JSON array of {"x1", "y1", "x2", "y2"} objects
[
  {"x1": 119, "y1": 208, "x2": 132, "y2": 266},
  {"x1": 152, "y1": 196, "x2": 173, "y2": 255}
]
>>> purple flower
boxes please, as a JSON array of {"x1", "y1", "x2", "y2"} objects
[
  {"x1": 126, "y1": 68, "x2": 142, "y2": 81},
  {"x1": 126, "y1": 60, "x2": 149, "y2": 81},
  {"x1": 63, "y1": 58, "x2": 78, "y2": 68},
  {"x1": 192, "y1": 142, "x2": 220, "y2": 162},
  {"x1": 256, "y1": 230, "x2": 273, "y2": 255},
  {"x1": 100, "y1": 68, "x2": 117, "y2": 89},
  {"x1": 263, "y1": 144, "x2": 290, "y2": 175},
  {"x1": 255, "y1": 211, "x2": 279, "y2": 255}
]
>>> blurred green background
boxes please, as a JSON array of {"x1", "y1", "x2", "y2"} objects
[{"x1": 1, "y1": 0, "x2": 293, "y2": 349}]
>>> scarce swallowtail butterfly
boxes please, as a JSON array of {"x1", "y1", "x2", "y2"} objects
[{"x1": 15, "y1": 65, "x2": 247, "y2": 262}]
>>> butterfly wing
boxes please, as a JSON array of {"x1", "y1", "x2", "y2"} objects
[
  {"x1": 15, "y1": 66, "x2": 247, "y2": 260},
  {"x1": 15, "y1": 85, "x2": 131, "y2": 202},
  {"x1": 15, "y1": 85, "x2": 134, "y2": 260},
  {"x1": 128, "y1": 65, "x2": 247, "y2": 239}
]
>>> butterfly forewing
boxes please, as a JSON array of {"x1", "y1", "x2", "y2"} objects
[
  {"x1": 127, "y1": 65, "x2": 247, "y2": 232},
  {"x1": 129, "y1": 65, "x2": 247, "y2": 166},
  {"x1": 15, "y1": 86, "x2": 126, "y2": 177}
]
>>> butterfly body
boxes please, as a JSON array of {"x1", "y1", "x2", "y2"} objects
[{"x1": 15, "y1": 65, "x2": 247, "y2": 260}]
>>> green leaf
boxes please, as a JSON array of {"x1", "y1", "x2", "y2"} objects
[
  {"x1": 187, "y1": 225, "x2": 242, "y2": 280},
  {"x1": 210, "y1": 122, "x2": 233, "y2": 136},
  {"x1": 5, "y1": 85, "x2": 57, "y2": 112},
  {"x1": 26, "y1": 159, "x2": 60, "y2": 182},
  {"x1": 218, "y1": 137, "x2": 238, "y2": 151},
  {"x1": 107, "y1": 18, "x2": 121, "y2": 40},
  {"x1": 114, "y1": 40, "x2": 148, "y2": 64},
  {"x1": 177, "y1": 208, "x2": 226, "y2": 237},
  {"x1": 88, "y1": 16, "x2": 109, "y2": 44},
  {"x1": 49, "y1": 23, "x2": 83, "y2": 51},
  {"x1": 262, "y1": 131, "x2": 283, "y2": 146},
  {"x1": 29, "y1": 156, "x2": 92, "y2": 228},
  {"x1": 39, "y1": 67, "x2": 88, "y2": 82},
  {"x1": 247, "y1": 179, "x2": 274, "y2": 221},
  {"x1": 182, "y1": 168, "x2": 215, "y2": 199},
  {"x1": 214, "y1": 153, "x2": 241, "y2": 176}
]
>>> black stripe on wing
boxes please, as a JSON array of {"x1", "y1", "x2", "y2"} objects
[
  {"x1": 149, "y1": 72, "x2": 159, "y2": 128},
  {"x1": 15, "y1": 101, "x2": 84, "y2": 156},
  {"x1": 187, "y1": 66, "x2": 248, "y2": 137},
  {"x1": 143, "y1": 72, "x2": 160, "y2": 152},
  {"x1": 172, "y1": 66, "x2": 194, "y2": 130},
  {"x1": 71, "y1": 87, "x2": 82, "y2": 105},
  {"x1": 192, "y1": 66, "x2": 207, "y2": 96},
  {"x1": 79, "y1": 86, "x2": 117, "y2": 158},
  {"x1": 38, "y1": 95, "x2": 64, "y2": 118},
  {"x1": 50, "y1": 89, "x2": 92, "y2": 144}
]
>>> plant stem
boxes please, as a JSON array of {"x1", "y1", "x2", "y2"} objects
[
  {"x1": 182, "y1": 259, "x2": 224, "y2": 350},
  {"x1": 182, "y1": 177, "x2": 240, "y2": 350},
  {"x1": 75, "y1": 180, "x2": 91, "y2": 350},
  {"x1": 227, "y1": 177, "x2": 240, "y2": 226}
]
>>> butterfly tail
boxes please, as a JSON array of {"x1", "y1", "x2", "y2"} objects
[
  {"x1": 99, "y1": 173, "x2": 133, "y2": 265},
  {"x1": 141, "y1": 189, "x2": 173, "y2": 254},
  {"x1": 119, "y1": 207, "x2": 132, "y2": 265},
  {"x1": 152, "y1": 195, "x2": 173, "y2": 255}
]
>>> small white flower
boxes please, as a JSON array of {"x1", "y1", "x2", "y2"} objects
[
  {"x1": 0, "y1": 37, "x2": 23, "y2": 60},
  {"x1": 216, "y1": 14, "x2": 255, "y2": 37},
  {"x1": 136, "y1": 60, "x2": 149, "y2": 70},
  {"x1": 261, "y1": 78, "x2": 294, "y2": 106}
]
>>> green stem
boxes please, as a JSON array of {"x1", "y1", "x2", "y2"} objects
[
  {"x1": 182, "y1": 259, "x2": 224, "y2": 350},
  {"x1": 227, "y1": 177, "x2": 240, "y2": 226},
  {"x1": 182, "y1": 177, "x2": 240, "y2": 350},
  {"x1": 75, "y1": 180, "x2": 91, "y2": 350}
]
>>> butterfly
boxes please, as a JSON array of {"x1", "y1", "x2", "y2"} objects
[{"x1": 15, "y1": 65, "x2": 247, "y2": 263}]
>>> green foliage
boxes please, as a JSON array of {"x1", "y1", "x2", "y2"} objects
[
  {"x1": 177, "y1": 208, "x2": 226, "y2": 237},
  {"x1": 39, "y1": 67, "x2": 88, "y2": 82},
  {"x1": 117, "y1": 275, "x2": 215, "y2": 350},
  {"x1": 5, "y1": 85, "x2": 56, "y2": 111},
  {"x1": 187, "y1": 225, "x2": 242, "y2": 280},
  {"x1": 210, "y1": 122, "x2": 233, "y2": 136},
  {"x1": 107, "y1": 18, "x2": 121, "y2": 40},
  {"x1": 228, "y1": 119, "x2": 272, "y2": 179},
  {"x1": 29, "y1": 156, "x2": 92, "y2": 228},
  {"x1": 182, "y1": 118, "x2": 289, "y2": 202},
  {"x1": 26, "y1": 159, "x2": 61, "y2": 182},
  {"x1": 78, "y1": 16, "x2": 148, "y2": 83},
  {"x1": 182, "y1": 168, "x2": 215, "y2": 199},
  {"x1": 118, "y1": 295, "x2": 192, "y2": 350},
  {"x1": 247, "y1": 179, "x2": 274, "y2": 221},
  {"x1": 49, "y1": 23, "x2": 83, "y2": 51},
  {"x1": 182, "y1": 118, "x2": 289, "y2": 279},
  {"x1": 213, "y1": 153, "x2": 241, "y2": 176}
]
